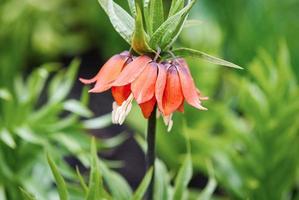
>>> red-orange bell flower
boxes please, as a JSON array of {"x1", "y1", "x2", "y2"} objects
[{"x1": 80, "y1": 51, "x2": 207, "y2": 130}]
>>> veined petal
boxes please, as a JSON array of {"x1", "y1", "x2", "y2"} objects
[
  {"x1": 155, "y1": 63, "x2": 168, "y2": 114},
  {"x1": 112, "y1": 55, "x2": 152, "y2": 86},
  {"x1": 162, "y1": 66, "x2": 184, "y2": 116},
  {"x1": 131, "y1": 62, "x2": 158, "y2": 104},
  {"x1": 139, "y1": 96, "x2": 156, "y2": 118},
  {"x1": 111, "y1": 85, "x2": 131, "y2": 106},
  {"x1": 176, "y1": 59, "x2": 207, "y2": 110},
  {"x1": 80, "y1": 51, "x2": 130, "y2": 93}
]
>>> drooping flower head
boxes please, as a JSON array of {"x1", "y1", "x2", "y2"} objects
[{"x1": 80, "y1": 52, "x2": 208, "y2": 131}]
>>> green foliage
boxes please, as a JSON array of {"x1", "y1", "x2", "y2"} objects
[
  {"x1": 0, "y1": 61, "x2": 111, "y2": 200},
  {"x1": 24, "y1": 138, "x2": 216, "y2": 200}
]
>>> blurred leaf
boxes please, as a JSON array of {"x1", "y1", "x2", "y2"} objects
[
  {"x1": 0, "y1": 89, "x2": 12, "y2": 101},
  {"x1": 47, "y1": 154, "x2": 68, "y2": 200},
  {"x1": 83, "y1": 114, "x2": 112, "y2": 129},
  {"x1": 0, "y1": 128, "x2": 16, "y2": 148},
  {"x1": 183, "y1": 19, "x2": 203, "y2": 28},
  {"x1": 132, "y1": 4, "x2": 153, "y2": 54},
  {"x1": 98, "y1": 0, "x2": 134, "y2": 44},
  {"x1": 154, "y1": 160, "x2": 170, "y2": 200},
  {"x1": 132, "y1": 167, "x2": 153, "y2": 200},
  {"x1": 20, "y1": 188, "x2": 36, "y2": 200},
  {"x1": 198, "y1": 177, "x2": 217, "y2": 200},
  {"x1": 171, "y1": 48, "x2": 243, "y2": 69},
  {"x1": 63, "y1": 100, "x2": 93, "y2": 118},
  {"x1": 173, "y1": 155, "x2": 193, "y2": 200},
  {"x1": 100, "y1": 161, "x2": 133, "y2": 200},
  {"x1": 76, "y1": 167, "x2": 88, "y2": 194}
]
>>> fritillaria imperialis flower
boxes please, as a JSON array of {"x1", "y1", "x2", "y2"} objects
[{"x1": 80, "y1": 51, "x2": 207, "y2": 131}]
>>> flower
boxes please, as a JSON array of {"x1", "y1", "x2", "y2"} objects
[{"x1": 80, "y1": 51, "x2": 207, "y2": 130}]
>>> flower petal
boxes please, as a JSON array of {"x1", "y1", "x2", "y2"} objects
[
  {"x1": 131, "y1": 62, "x2": 158, "y2": 104},
  {"x1": 112, "y1": 55, "x2": 152, "y2": 86},
  {"x1": 176, "y1": 59, "x2": 207, "y2": 110},
  {"x1": 111, "y1": 85, "x2": 131, "y2": 106},
  {"x1": 177, "y1": 101, "x2": 184, "y2": 113},
  {"x1": 162, "y1": 66, "x2": 184, "y2": 116},
  {"x1": 80, "y1": 52, "x2": 130, "y2": 93},
  {"x1": 155, "y1": 63, "x2": 168, "y2": 114},
  {"x1": 139, "y1": 96, "x2": 156, "y2": 118}
]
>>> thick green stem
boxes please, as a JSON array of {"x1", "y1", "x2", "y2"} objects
[{"x1": 145, "y1": 107, "x2": 157, "y2": 200}]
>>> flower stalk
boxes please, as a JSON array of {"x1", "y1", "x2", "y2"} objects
[{"x1": 145, "y1": 106, "x2": 157, "y2": 200}]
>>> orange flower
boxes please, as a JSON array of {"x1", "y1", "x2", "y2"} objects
[{"x1": 80, "y1": 51, "x2": 207, "y2": 130}]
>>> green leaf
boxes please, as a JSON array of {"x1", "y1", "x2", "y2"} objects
[
  {"x1": 173, "y1": 155, "x2": 193, "y2": 200},
  {"x1": 47, "y1": 154, "x2": 68, "y2": 200},
  {"x1": 76, "y1": 167, "x2": 89, "y2": 194},
  {"x1": 149, "y1": 0, "x2": 196, "y2": 50},
  {"x1": 132, "y1": 167, "x2": 153, "y2": 200},
  {"x1": 0, "y1": 88, "x2": 12, "y2": 101},
  {"x1": 127, "y1": 0, "x2": 136, "y2": 16},
  {"x1": 149, "y1": 0, "x2": 164, "y2": 34},
  {"x1": 100, "y1": 161, "x2": 133, "y2": 200},
  {"x1": 183, "y1": 19, "x2": 202, "y2": 28},
  {"x1": 63, "y1": 100, "x2": 93, "y2": 118},
  {"x1": 86, "y1": 138, "x2": 111, "y2": 200},
  {"x1": 169, "y1": 0, "x2": 184, "y2": 17},
  {"x1": 198, "y1": 177, "x2": 217, "y2": 200},
  {"x1": 0, "y1": 128, "x2": 16, "y2": 148},
  {"x1": 83, "y1": 114, "x2": 112, "y2": 129},
  {"x1": 154, "y1": 160, "x2": 170, "y2": 200},
  {"x1": 98, "y1": 0, "x2": 135, "y2": 44},
  {"x1": 131, "y1": 4, "x2": 153, "y2": 54},
  {"x1": 20, "y1": 188, "x2": 36, "y2": 200},
  {"x1": 171, "y1": 48, "x2": 243, "y2": 69}
]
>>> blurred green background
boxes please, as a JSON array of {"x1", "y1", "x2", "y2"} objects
[{"x1": 0, "y1": 0, "x2": 299, "y2": 199}]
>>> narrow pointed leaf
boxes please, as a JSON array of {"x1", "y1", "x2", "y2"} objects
[
  {"x1": 86, "y1": 138, "x2": 102, "y2": 200},
  {"x1": 47, "y1": 154, "x2": 68, "y2": 200},
  {"x1": 149, "y1": 0, "x2": 164, "y2": 33},
  {"x1": 20, "y1": 188, "x2": 36, "y2": 200},
  {"x1": 132, "y1": 4, "x2": 153, "y2": 54},
  {"x1": 0, "y1": 128, "x2": 16, "y2": 148},
  {"x1": 150, "y1": 0, "x2": 196, "y2": 50},
  {"x1": 127, "y1": 0, "x2": 136, "y2": 16},
  {"x1": 98, "y1": 0, "x2": 135, "y2": 44},
  {"x1": 132, "y1": 167, "x2": 153, "y2": 200},
  {"x1": 173, "y1": 155, "x2": 192, "y2": 200},
  {"x1": 76, "y1": 167, "x2": 88, "y2": 194},
  {"x1": 169, "y1": 0, "x2": 184, "y2": 17},
  {"x1": 172, "y1": 48, "x2": 243, "y2": 69}
]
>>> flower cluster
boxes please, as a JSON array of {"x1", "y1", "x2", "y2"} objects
[{"x1": 80, "y1": 51, "x2": 207, "y2": 131}]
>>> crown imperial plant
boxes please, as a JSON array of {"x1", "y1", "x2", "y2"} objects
[{"x1": 80, "y1": 0, "x2": 241, "y2": 199}]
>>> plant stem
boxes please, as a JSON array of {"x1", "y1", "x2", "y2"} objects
[{"x1": 145, "y1": 107, "x2": 157, "y2": 200}]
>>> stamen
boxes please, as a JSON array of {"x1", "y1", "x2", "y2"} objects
[
  {"x1": 163, "y1": 114, "x2": 174, "y2": 132},
  {"x1": 112, "y1": 94, "x2": 134, "y2": 125}
]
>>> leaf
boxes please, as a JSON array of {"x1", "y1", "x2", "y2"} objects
[
  {"x1": 154, "y1": 160, "x2": 170, "y2": 200},
  {"x1": 0, "y1": 88, "x2": 12, "y2": 101},
  {"x1": 171, "y1": 48, "x2": 243, "y2": 69},
  {"x1": 173, "y1": 155, "x2": 193, "y2": 200},
  {"x1": 49, "y1": 59, "x2": 80, "y2": 103},
  {"x1": 149, "y1": 0, "x2": 164, "y2": 34},
  {"x1": 183, "y1": 19, "x2": 203, "y2": 28},
  {"x1": 131, "y1": 4, "x2": 153, "y2": 54},
  {"x1": 127, "y1": 0, "x2": 136, "y2": 16},
  {"x1": 76, "y1": 167, "x2": 89, "y2": 194},
  {"x1": 98, "y1": 0, "x2": 135, "y2": 44},
  {"x1": 86, "y1": 138, "x2": 111, "y2": 200},
  {"x1": 83, "y1": 114, "x2": 112, "y2": 129},
  {"x1": 169, "y1": 0, "x2": 184, "y2": 17},
  {"x1": 20, "y1": 188, "x2": 36, "y2": 200},
  {"x1": 0, "y1": 128, "x2": 16, "y2": 148},
  {"x1": 47, "y1": 154, "x2": 68, "y2": 200},
  {"x1": 149, "y1": 0, "x2": 196, "y2": 50},
  {"x1": 100, "y1": 161, "x2": 133, "y2": 200},
  {"x1": 132, "y1": 167, "x2": 153, "y2": 200},
  {"x1": 198, "y1": 178, "x2": 217, "y2": 200},
  {"x1": 63, "y1": 100, "x2": 93, "y2": 118}
]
